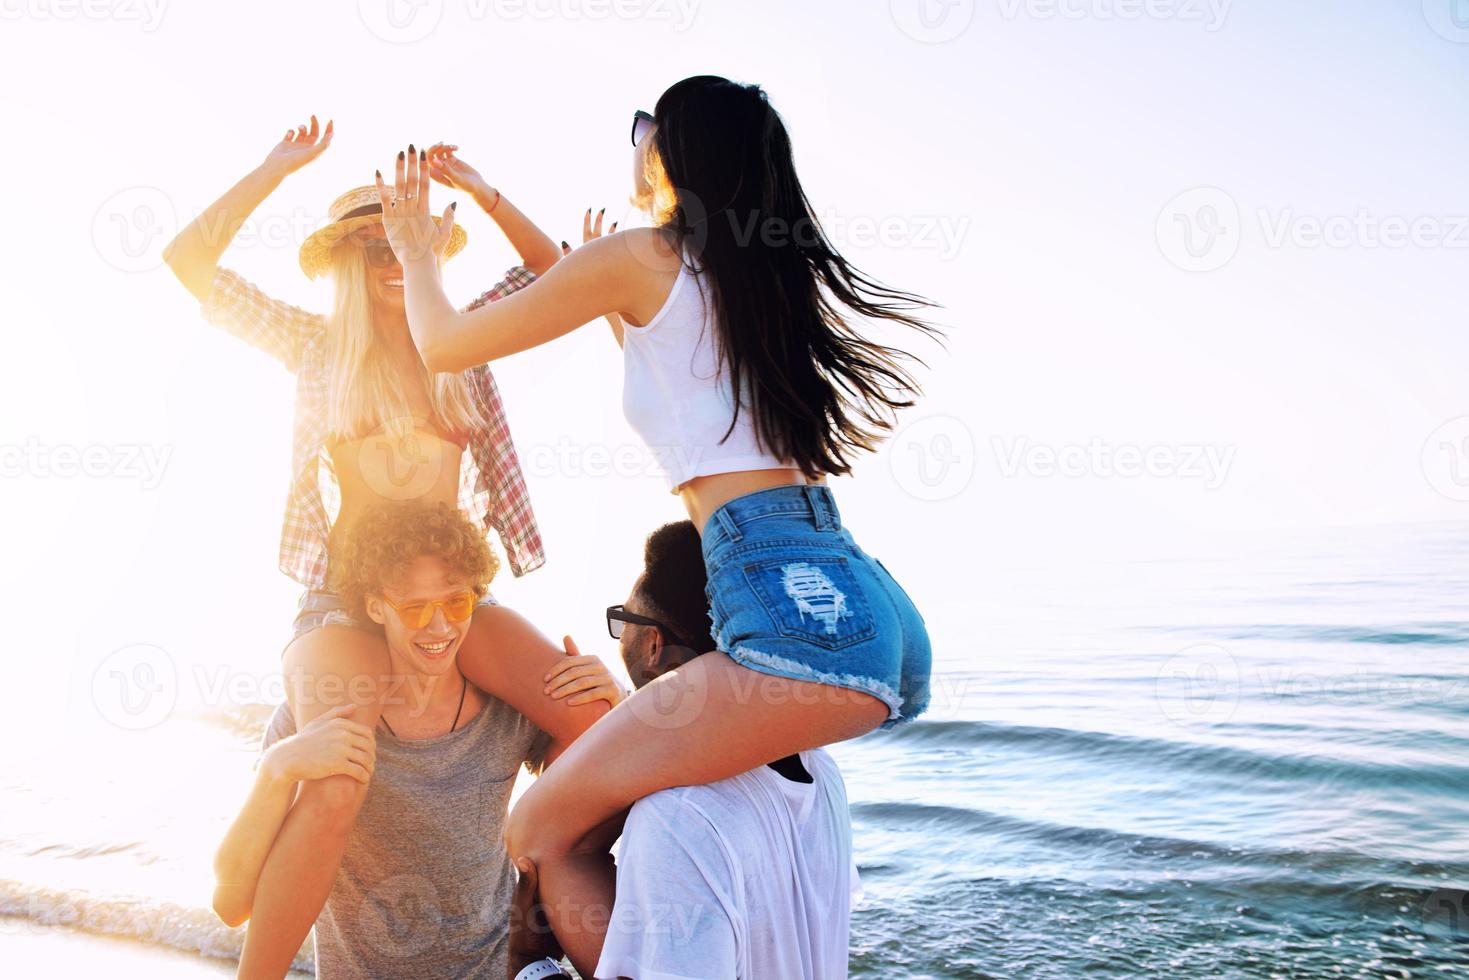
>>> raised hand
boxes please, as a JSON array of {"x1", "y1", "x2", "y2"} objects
[
  {"x1": 424, "y1": 142, "x2": 491, "y2": 198},
  {"x1": 562, "y1": 208, "x2": 625, "y2": 343},
  {"x1": 544, "y1": 635, "x2": 627, "y2": 708},
  {"x1": 261, "y1": 114, "x2": 333, "y2": 178},
  {"x1": 374, "y1": 144, "x2": 457, "y2": 266},
  {"x1": 561, "y1": 206, "x2": 618, "y2": 258}
]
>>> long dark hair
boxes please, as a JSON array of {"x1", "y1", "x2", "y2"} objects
[{"x1": 650, "y1": 75, "x2": 942, "y2": 480}]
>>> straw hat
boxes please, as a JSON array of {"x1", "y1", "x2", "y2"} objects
[{"x1": 298, "y1": 185, "x2": 468, "y2": 279}]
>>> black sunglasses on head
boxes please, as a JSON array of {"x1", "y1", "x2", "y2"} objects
[
  {"x1": 631, "y1": 109, "x2": 655, "y2": 147},
  {"x1": 607, "y1": 604, "x2": 681, "y2": 643}
]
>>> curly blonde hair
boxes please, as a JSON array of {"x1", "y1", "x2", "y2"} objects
[{"x1": 328, "y1": 501, "x2": 499, "y2": 625}]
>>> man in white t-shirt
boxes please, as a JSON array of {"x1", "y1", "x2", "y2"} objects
[{"x1": 509, "y1": 521, "x2": 861, "y2": 980}]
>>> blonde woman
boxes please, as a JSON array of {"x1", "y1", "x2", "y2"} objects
[{"x1": 164, "y1": 116, "x2": 622, "y2": 979}]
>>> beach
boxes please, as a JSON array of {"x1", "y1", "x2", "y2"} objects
[
  {"x1": 3, "y1": 522, "x2": 1467, "y2": 977},
  {"x1": 0, "y1": 915, "x2": 310, "y2": 977}
]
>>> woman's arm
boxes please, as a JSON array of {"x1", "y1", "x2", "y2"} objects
[
  {"x1": 212, "y1": 704, "x2": 374, "y2": 927},
  {"x1": 164, "y1": 115, "x2": 333, "y2": 301},
  {"x1": 405, "y1": 236, "x2": 638, "y2": 373},
  {"x1": 425, "y1": 143, "x2": 561, "y2": 276},
  {"x1": 376, "y1": 149, "x2": 668, "y2": 373}
]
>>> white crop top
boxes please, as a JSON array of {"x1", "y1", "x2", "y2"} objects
[{"x1": 622, "y1": 259, "x2": 795, "y2": 491}]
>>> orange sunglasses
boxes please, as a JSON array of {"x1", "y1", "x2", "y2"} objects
[{"x1": 379, "y1": 589, "x2": 477, "y2": 629}]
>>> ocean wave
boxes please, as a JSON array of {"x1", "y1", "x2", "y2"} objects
[
  {"x1": 864, "y1": 720, "x2": 1469, "y2": 793},
  {"x1": 1152, "y1": 621, "x2": 1469, "y2": 646},
  {"x1": 0, "y1": 878, "x2": 313, "y2": 973},
  {"x1": 848, "y1": 873, "x2": 1469, "y2": 979},
  {"x1": 847, "y1": 799, "x2": 1444, "y2": 875}
]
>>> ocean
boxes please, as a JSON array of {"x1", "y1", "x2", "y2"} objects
[{"x1": 2, "y1": 521, "x2": 1466, "y2": 978}]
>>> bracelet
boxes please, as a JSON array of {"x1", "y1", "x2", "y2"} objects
[
  {"x1": 512, "y1": 957, "x2": 567, "y2": 980},
  {"x1": 486, "y1": 187, "x2": 501, "y2": 214}
]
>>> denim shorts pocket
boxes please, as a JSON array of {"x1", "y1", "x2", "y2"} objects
[{"x1": 741, "y1": 554, "x2": 878, "y2": 650}]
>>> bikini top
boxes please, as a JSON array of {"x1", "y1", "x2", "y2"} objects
[{"x1": 325, "y1": 415, "x2": 470, "y2": 452}]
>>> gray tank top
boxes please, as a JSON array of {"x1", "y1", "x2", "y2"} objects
[{"x1": 260, "y1": 694, "x2": 547, "y2": 979}]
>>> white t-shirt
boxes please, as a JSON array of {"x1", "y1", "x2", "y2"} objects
[{"x1": 594, "y1": 748, "x2": 860, "y2": 980}]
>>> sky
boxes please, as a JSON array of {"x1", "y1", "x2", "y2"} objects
[{"x1": 0, "y1": 0, "x2": 1466, "y2": 727}]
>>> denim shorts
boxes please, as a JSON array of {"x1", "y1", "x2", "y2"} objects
[
  {"x1": 701, "y1": 485, "x2": 931, "y2": 727},
  {"x1": 289, "y1": 588, "x2": 499, "y2": 642}
]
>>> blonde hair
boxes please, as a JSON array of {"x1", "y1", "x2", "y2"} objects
[
  {"x1": 633, "y1": 140, "x2": 679, "y2": 224},
  {"x1": 324, "y1": 242, "x2": 482, "y2": 443}
]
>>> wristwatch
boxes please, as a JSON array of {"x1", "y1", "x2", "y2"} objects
[{"x1": 513, "y1": 957, "x2": 569, "y2": 980}]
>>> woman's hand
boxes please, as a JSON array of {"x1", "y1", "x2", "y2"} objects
[
  {"x1": 564, "y1": 206, "x2": 618, "y2": 256},
  {"x1": 260, "y1": 114, "x2": 333, "y2": 179},
  {"x1": 563, "y1": 208, "x2": 626, "y2": 344},
  {"x1": 424, "y1": 143, "x2": 492, "y2": 200},
  {"x1": 544, "y1": 635, "x2": 627, "y2": 708},
  {"x1": 260, "y1": 703, "x2": 376, "y2": 785},
  {"x1": 374, "y1": 144, "x2": 457, "y2": 266}
]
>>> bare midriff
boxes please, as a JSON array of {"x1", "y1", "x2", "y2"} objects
[
  {"x1": 329, "y1": 424, "x2": 465, "y2": 539},
  {"x1": 681, "y1": 468, "x2": 827, "y2": 536}
]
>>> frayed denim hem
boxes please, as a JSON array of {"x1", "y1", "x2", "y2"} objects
[{"x1": 727, "y1": 644, "x2": 905, "y2": 725}]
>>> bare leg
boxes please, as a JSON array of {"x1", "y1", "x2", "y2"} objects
[
  {"x1": 456, "y1": 604, "x2": 611, "y2": 744},
  {"x1": 237, "y1": 625, "x2": 388, "y2": 979},
  {"x1": 503, "y1": 652, "x2": 887, "y2": 975}
]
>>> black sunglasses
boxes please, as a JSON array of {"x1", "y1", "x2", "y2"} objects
[
  {"x1": 631, "y1": 109, "x2": 655, "y2": 147},
  {"x1": 607, "y1": 604, "x2": 681, "y2": 643}
]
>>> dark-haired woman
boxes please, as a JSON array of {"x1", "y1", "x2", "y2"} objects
[{"x1": 378, "y1": 76, "x2": 937, "y2": 976}]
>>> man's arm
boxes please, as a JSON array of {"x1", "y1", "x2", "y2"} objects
[{"x1": 508, "y1": 857, "x2": 570, "y2": 978}]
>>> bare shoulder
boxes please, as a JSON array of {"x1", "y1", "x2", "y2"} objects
[
  {"x1": 564, "y1": 226, "x2": 681, "y2": 277},
  {"x1": 610, "y1": 227, "x2": 684, "y2": 272},
  {"x1": 603, "y1": 228, "x2": 684, "y2": 325}
]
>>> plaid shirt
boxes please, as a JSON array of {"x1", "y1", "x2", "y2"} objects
[{"x1": 200, "y1": 265, "x2": 546, "y2": 588}]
